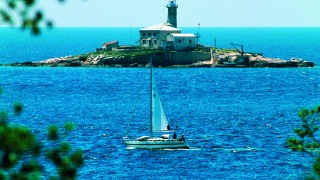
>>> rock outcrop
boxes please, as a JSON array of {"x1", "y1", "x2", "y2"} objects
[{"x1": 211, "y1": 50, "x2": 315, "y2": 68}]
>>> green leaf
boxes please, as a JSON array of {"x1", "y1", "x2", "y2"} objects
[
  {"x1": 35, "y1": 11, "x2": 43, "y2": 21},
  {"x1": 2, "y1": 152, "x2": 19, "y2": 169},
  {"x1": 61, "y1": 156, "x2": 71, "y2": 167},
  {"x1": 0, "y1": 111, "x2": 8, "y2": 123},
  {"x1": 294, "y1": 128, "x2": 305, "y2": 138},
  {"x1": 314, "y1": 162, "x2": 320, "y2": 176},
  {"x1": 298, "y1": 109, "x2": 309, "y2": 118},
  {"x1": 0, "y1": 10, "x2": 13, "y2": 23},
  {"x1": 59, "y1": 142, "x2": 71, "y2": 153},
  {"x1": 59, "y1": 166, "x2": 76, "y2": 179},
  {"x1": 8, "y1": 2, "x2": 16, "y2": 9},
  {"x1": 0, "y1": 125, "x2": 36, "y2": 153},
  {"x1": 32, "y1": 142, "x2": 42, "y2": 156},
  {"x1": 9, "y1": 153, "x2": 18, "y2": 166},
  {"x1": 48, "y1": 125, "x2": 59, "y2": 140},
  {"x1": 46, "y1": 149, "x2": 62, "y2": 166},
  {"x1": 24, "y1": 0, "x2": 36, "y2": 6},
  {"x1": 64, "y1": 122, "x2": 75, "y2": 131},
  {"x1": 46, "y1": 20, "x2": 54, "y2": 28},
  {"x1": 20, "y1": 160, "x2": 42, "y2": 173},
  {"x1": 70, "y1": 149, "x2": 84, "y2": 167},
  {"x1": 13, "y1": 102, "x2": 24, "y2": 115},
  {"x1": 0, "y1": 170, "x2": 5, "y2": 179},
  {"x1": 32, "y1": 25, "x2": 41, "y2": 35}
]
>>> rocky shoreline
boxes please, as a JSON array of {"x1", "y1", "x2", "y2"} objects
[
  {"x1": 211, "y1": 50, "x2": 315, "y2": 68},
  {"x1": 1, "y1": 48, "x2": 315, "y2": 68}
]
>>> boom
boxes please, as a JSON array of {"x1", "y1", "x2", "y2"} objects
[{"x1": 230, "y1": 43, "x2": 244, "y2": 58}]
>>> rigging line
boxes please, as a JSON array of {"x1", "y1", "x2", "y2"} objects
[{"x1": 125, "y1": 66, "x2": 149, "y2": 136}]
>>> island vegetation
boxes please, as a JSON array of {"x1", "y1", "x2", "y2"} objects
[{"x1": 3, "y1": 46, "x2": 315, "y2": 68}]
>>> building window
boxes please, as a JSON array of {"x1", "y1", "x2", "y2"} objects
[
  {"x1": 143, "y1": 40, "x2": 146, "y2": 44},
  {"x1": 189, "y1": 40, "x2": 192, "y2": 43},
  {"x1": 154, "y1": 40, "x2": 157, "y2": 44},
  {"x1": 178, "y1": 40, "x2": 181, "y2": 43},
  {"x1": 148, "y1": 33, "x2": 151, "y2": 36},
  {"x1": 153, "y1": 33, "x2": 157, "y2": 36},
  {"x1": 142, "y1": 33, "x2": 146, "y2": 36}
]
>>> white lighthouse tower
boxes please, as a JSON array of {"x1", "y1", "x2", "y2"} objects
[{"x1": 166, "y1": 0, "x2": 178, "y2": 28}]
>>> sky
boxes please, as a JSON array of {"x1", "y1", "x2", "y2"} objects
[{"x1": 36, "y1": 0, "x2": 320, "y2": 27}]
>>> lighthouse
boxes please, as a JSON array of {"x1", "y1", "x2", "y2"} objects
[
  {"x1": 139, "y1": 0, "x2": 196, "y2": 51},
  {"x1": 166, "y1": 0, "x2": 178, "y2": 28}
]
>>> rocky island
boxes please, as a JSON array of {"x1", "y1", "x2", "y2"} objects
[
  {"x1": 2, "y1": 0, "x2": 315, "y2": 68},
  {"x1": 3, "y1": 46, "x2": 315, "y2": 68}
]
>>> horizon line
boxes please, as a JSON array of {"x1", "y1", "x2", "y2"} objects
[{"x1": 1, "y1": 26, "x2": 320, "y2": 28}]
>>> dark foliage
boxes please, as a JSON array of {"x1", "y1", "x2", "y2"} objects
[
  {"x1": 288, "y1": 105, "x2": 320, "y2": 179},
  {"x1": 0, "y1": 90, "x2": 84, "y2": 179},
  {"x1": 0, "y1": 0, "x2": 71, "y2": 35}
]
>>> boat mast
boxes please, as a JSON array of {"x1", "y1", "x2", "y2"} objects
[{"x1": 150, "y1": 56, "x2": 153, "y2": 137}]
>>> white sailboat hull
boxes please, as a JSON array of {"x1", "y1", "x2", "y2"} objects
[
  {"x1": 123, "y1": 139, "x2": 189, "y2": 149},
  {"x1": 124, "y1": 58, "x2": 190, "y2": 150}
]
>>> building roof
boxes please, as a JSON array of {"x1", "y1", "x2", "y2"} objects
[
  {"x1": 140, "y1": 23, "x2": 181, "y2": 31},
  {"x1": 170, "y1": 33, "x2": 197, "y2": 38},
  {"x1": 102, "y1": 41, "x2": 119, "y2": 46}
]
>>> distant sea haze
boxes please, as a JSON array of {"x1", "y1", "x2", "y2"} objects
[{"x1": 0, "y1": 27, "x2": 319, "y2": 64}]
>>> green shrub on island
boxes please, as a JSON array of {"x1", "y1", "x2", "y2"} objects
[
  {"x1": 88, "y1": 49, "x2": 165, "y2": 59},
  {"x1": 79, "y1": 55, "x2": 88, "y2": 62}
]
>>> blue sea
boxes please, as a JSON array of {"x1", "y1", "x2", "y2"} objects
[{"x1": 1, "y1": 27, "x2": 320, "y2": 179}]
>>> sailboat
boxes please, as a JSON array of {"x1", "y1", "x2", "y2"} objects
[{"x1": 123, "y1": 57, "x2": 189, "y2": 149}]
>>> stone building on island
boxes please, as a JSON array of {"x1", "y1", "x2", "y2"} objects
[
  {"x1": 139, "y1": 23, "x2": 181, "y2": 49},
  {"x1": 139, "y1": 0, "x2": 197, "y2": 51},
  {"x1": 167, "y1": 33, "x2": 197, "y2": 51},
  {"x1": 101, "y1": 41, "x2": 119, "y2": 51}
]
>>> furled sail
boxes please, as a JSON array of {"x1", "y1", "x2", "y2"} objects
[{"x1": 151, "y1": 75, "x2": 169, "y2": 132}]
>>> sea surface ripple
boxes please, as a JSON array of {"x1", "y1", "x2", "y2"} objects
[{"x1": 1, "y1": 67, "x2": 320, "y2": 179}]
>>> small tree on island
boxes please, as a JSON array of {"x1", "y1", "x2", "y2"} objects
[
  {"x1": 0, "y1": 88, "x2": 84, "y2": 179},
  {"x1": 288, "y1": 105, "x2": 320, "y2": 179}
]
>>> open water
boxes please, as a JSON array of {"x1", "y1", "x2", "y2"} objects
[{"x1": 1, "y1": 28, "x2": 320, "y2": 179}]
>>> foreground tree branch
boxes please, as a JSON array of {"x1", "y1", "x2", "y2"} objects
[
  {"x1": 288, "y1": 105, "x2": 320, "y2": 178},
  {"x1": 0, "y1": 0, "x2": 68, "y2": 35},
  {"x1": 0, "y1": 89, "x2": 84, "y2": 179}
]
